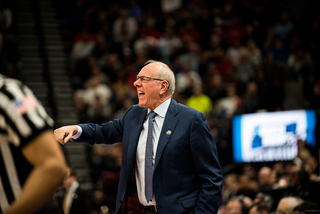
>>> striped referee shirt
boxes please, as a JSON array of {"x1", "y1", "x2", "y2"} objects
[{"x1": 0, "y1": 75, "x2": 54, "y2": 213}]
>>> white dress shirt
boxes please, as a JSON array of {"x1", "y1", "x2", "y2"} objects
[
  {"x1": 63, "y1": 181, "x2": 79, "y2": 214},
  {"x1": 136, "y1": 98, "x2": 171, "y2": 206}
]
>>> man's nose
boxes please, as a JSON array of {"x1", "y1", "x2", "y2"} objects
[{"x1": 133, "y1": 79, "x2": 140, "y2": 87}]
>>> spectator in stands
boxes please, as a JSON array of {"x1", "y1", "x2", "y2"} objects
[
  {"x1": 138, "y1": 9, "x2": 160, "y2": 40},
  {"x1": 236, "y1": 175, "x2": 258, "y2": 200},
  {"x1": 304, "y1": 155, "x2": 320, "y2": 182},
  {"x1": 0, "y1": 2, "x2": 18, "y2": 78},
  {"x1": 241, "y1": 81, "x2": 261, "y2": 114},
  {"x1": 186, "y1": 85, "x2": 212, "y2": 114},
  {"x1": 242, "y1": 164, "x2": 258, "y2": 181},
  {"x1": 260, "y1": 51, "x2": 279, "y2": 82},
  {"x1": 127, "y1": 0, "x2": 143, "y2": 23},
  {"x1": 179, "y1": 41, "x2": 201, "y2": 73},
  {"x1": 202, "y1": 34, "x2": 224, "y2": 62},
  {"x1": 248, "y1": 201, "x2": 271, "y2": 214},
  {"x1": 268, "y1": 169, "x2": 281, "y2": 189},
  {"x1": 85, "y1": 94, "x2": 112, "y2": 124},
  {"x1": 217, "y1": 82, "x2": 241, "y2": 119},
  {"x1": 222, "y1": 173, "x2": 240, "y2": 203},
  {"x1": 0, "y1": 1, "x2": 12, "y2": 33},
  {"x1": 307, "y1": 81, "x2": 320, "y2": 110},
  {"x1": 293, "y1": 200, "x2": 319, "y2": 214},
  {"x1": 112, "y1": 8, "x2": 138, "y2": 44},
  {"x1": 179, "y1": 20, "x2": 201, "y2": 44},
  {"x1": 214, "y1": 48, "x2": 236, "y2": 82},
  {"x1": 97, "y1": 52, "x2": 123, "y2": 83},
  {"x1": 225, "y1": 14, "x2": 245, "y2": 45},
  {"x1": 133, "y1": 29, "x2": 158, "y2": 57},
  {"x1": 84, "y1": 65, "x2": 109, "y2": 86},
  {"x1": 71, "y1": 30, "x2": 96, "y2": 72},
  {"x1": 205, "y1": 101, "x2": 228, "y2": 151},
  {"x1": 204, "y1": 73, "x2": 227, "y2": 103},
  {"x1": 275, "y1": 196, "x2": 304, "y2": 214},
  {"x1": 91, "y1": 31, "x2": 110, "y2": 59},
  {"x1": 296, "y1": 139, "x2": 312, "y2": 164},
  {"x1": 157, "y1": 27, "x2": 183, "y2": 64},
  {"x1": 85, "y1": 3, "x2": 106, "y2": 34},
  {"x1": 274, "y1": 13, "x2": 294, "y2": 43},
  {"x1": 175, "y1": 60, "x2": 202, "y2": 99},
  {"x1": 253, "y1": 193, "x2": 274, "y2": 212},
  {"x1": 235, "y1": 50, "x2": 255, "y2": 88},
  {"x1": 269, "y1": 38, "x2": 289, "y2": 68},
  {"x1": 57, "y1": 169, "x2": 92, "y2": 214},
  {"x1": 246, "y1": 39, "x2": 262, "y2": 69},
  {"x1": 160, "y1": 0, "x2": 182, "y2": 13},
  {"x1": 257, "y1": 166, "x2": 272, "y2": 191},
  {"x1": 226, "y1": 195, "x2": 253, "y2": 214},
  {"x1": 75, "y1": 75, "x2": 112, "y2": 123}
]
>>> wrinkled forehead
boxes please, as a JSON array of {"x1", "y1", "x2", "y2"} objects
[{"x1": 139, "y1": 63, "x2": 162, "y2": 77}]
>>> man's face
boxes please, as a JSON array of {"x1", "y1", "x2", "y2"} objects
[
  {"x1": 133, "y1": 64, "x2": 163, "y2": 110},
  {"x1": 249, "y1": 206, "x2": 260, "y2": 214},
  {"x1": 226, "y1": 200, "x2": 243, "y2": 214},
  {"x1": 276, "y1": 200, "x2": 288, "y2": 214}
]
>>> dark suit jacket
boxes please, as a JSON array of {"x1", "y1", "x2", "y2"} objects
[{"x1": 76, "y1": 99, "x2": 223, "y2": 214}]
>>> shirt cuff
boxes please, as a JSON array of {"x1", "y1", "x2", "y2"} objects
[{"x1": 72, "y1": 125, "x2": 82, "y2": 139}]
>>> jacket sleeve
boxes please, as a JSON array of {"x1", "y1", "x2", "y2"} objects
[{"x1": 74, "y1": 106, "x2": 136, "y2": 145}]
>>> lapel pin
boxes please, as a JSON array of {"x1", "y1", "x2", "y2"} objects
[{"x1": 166, "y1": 130, "x2": 172, "y2": 135}]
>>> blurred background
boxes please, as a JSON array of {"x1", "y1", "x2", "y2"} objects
[{"x1": 1, "y1": 0, "x2": 320, "y2": 213}]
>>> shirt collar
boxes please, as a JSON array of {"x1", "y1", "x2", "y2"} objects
[{"x1": 148, "y1": 97, "x2": 171, "y2": 118}]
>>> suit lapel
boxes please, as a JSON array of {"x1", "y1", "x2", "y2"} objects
[
  {"x1": 154, "y1": 99, "x2": 179, "y2": 171},
  {"x1": 126, "y1": 108, "x2": 148, "y2": 171}
]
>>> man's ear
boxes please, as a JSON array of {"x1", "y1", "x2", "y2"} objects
[{"x1": 159, "y1": 81, "x2": 168, "y2": 95}]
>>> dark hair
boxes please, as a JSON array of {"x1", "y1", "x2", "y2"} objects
[
  {"x1": 230, "y1": 195, "x2": 249, "y2": 214},
  {"x1": 255, "y1": 192, "x2": 274, "y2": 211},
  {"x1": 250, "y1": 201, "x2": 271, "y2": 213},
  {"x1": 293, "y1": 201, "x2": 319, "y2": 213}
]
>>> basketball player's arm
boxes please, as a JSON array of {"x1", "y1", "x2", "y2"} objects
[{"x1": 2, "y1": 130, "x2": 69, "y2": 214}]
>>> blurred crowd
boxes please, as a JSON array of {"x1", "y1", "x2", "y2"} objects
[
  {"x1": 58, "y1": 0, "x2": 320, "y2": 168},
  {"x1": 0, "y1": 1, "x2": 19, "y2": 78},
  {"x1": 60, "y1": 0, "x2": 320, "y2": 213},
  {"x1": 2, "y1": 0, "x2": 320, "y2": 213}
]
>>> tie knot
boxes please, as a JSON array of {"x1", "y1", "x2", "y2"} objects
[{"x1": 148, "y1": 111, "x2": 157, "y2": 119}]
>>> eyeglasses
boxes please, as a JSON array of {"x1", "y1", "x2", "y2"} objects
[{"x1": 136, "y1": 76, "x2": 164, "y2": 82}]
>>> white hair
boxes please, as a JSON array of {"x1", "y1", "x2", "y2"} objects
[
  {"x1": 144, "y1": 60, "x2": 175, "y2": 95},
  {"x1": 278, "y1": 196, "x2": 304, "y2": 212}
]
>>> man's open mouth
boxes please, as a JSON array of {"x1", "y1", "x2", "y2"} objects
[{"x1": 138, "y1": 91, "x2": 145, "y2": 98}]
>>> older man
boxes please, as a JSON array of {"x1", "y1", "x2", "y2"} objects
[
  {"x1": 276, "y1": 196, "x2": 304, "y2": 214},
  {"x1": 54, "y1": 60, "x2": 223, "y2": 214}
]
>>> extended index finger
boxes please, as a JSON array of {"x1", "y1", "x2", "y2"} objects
[{"x1": 54, "y1": 128, "x2": 67, "y2": 144}]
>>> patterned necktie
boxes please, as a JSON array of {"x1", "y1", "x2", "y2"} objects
[{"x1": 145, "y1": 111, "x2": 157, "y2": 202}]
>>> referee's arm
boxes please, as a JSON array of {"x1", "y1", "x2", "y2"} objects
[{"x1": 2, "y1": 130, "x2": 69, "y2": 214}]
